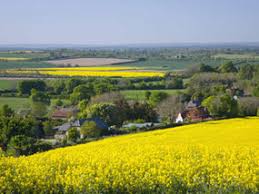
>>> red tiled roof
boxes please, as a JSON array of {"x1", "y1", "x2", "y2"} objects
[{"x1": 52, "y1": 107, "x2": 77, "y2": 119}]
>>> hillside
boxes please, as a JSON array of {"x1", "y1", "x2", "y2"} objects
[{"x1": 0, "y1": 118, "x2": 259, "y2": 193}]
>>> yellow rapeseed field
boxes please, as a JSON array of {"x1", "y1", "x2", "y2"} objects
[
  {"x1": 0, "y1": 57, "x2": 30, "y2": 61},
  {"x1": 37, "y1": 70, "x2": 165, "y2": 77},
  {"x1": 5, "y1": 67, "x2": 165, "y2": 77},
  {"x1": 38, "y1": 67, "x2": 138, "y2": 71},
  {"x1": 0, "y1": 117, "x2": 259, "y2": 193}
]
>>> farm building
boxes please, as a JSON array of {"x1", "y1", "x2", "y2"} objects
[
  {"x1": 176, "y1": 100, "x2": 210, "y2": 123},
  {"x1": 54, "y1": 118, "x2": 108, "y2": 139},
  {"x1": 51, "y1": 107, "x2": 78, "y2": 120},
  {"x1": 122, "y1": 122, "x2": 161, "y2": 130}
]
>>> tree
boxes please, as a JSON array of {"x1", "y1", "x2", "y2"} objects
[
  {"x1": 149, "y1": 91, "x2": 168, "y2": 106},
  {"x1": 65, "y1": 78, "x2": 82, "y2": 93},
  {"x1": 218, "y1": 61, "x2": 238, "y2": 73},
  {"x1": 55, "y1": 99, "x2": 63, "y2": 106},
  {"x1": 43, "y1": 120, "x2": 55, "y2": 136},
  {"x1": 156, "y1": 95, "x2": 184, "y2": 122},
  {"x1": 7, "y1": 135, "x2": 37, "y2": 156},
  {"x1": 202, "y1": 95, "x2": 238, "y2": 117},
  {"x1": 0, "y1": 116, "x2": 42, "y2": 151},
  {"x1": 0, "y1": 105, "x2": 14, "y2": 117},
  {"x1": 70, "y1": 85, "x2": 94, "y2": 105},
  {"x1": 30, "y1": 89, "x2": 51, "y2": 118},
  {"x1": 165, "y1": 78, "x2": 183, "y2": 89},
  {"x1": 17, "y1": 80, "x2": 46, "y2": 95},
  {"x1": 30, "y1": 89, "x2": 51, "y2": 104},
  {"x1": 130, "y1": 102, "x2": 158, "y2": 122},
  {"x1": 253, "y1": 86, "x2": 259, "y2": 97},
  {"x1": 199, "y1": 63, "x2": 215, "y2": 72},
  {"x1": 238, "y1": 97, "x2": 259, "y2": 116},
  {"x1": 82, "y1": 103, "x2": 120, "y2": 126},
  {"x1": 94, "y1": 82, "x2": 116, "y2": 95},
  {"x1": 67, "y1": 128, "x2": 80, "y2": 142},
  {"x1": 238, "y1": 64, "x2": 254, "y2": 80},
  {"x1": 78, "y1": 100, "x2": 88, "y2": 111},
  {"x1": 89, "y1": 92, "x2": 125, "y2": 105},
  {"x1": 145, "y1": 91, "x2": 151, "y2": 100},
  {"x1": 80, "y1": 121, "x2": 102, "y2": 138},
  {"x1": 31, "y1": 102, "x2": 49, "y2": 118}
]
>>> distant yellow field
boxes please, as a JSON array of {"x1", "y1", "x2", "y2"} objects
[
  {"x1": 38, "y1": 70, "x2": 164, "y2": 77},
  {"x1": 5, "y1": 67, "x2": 165, "y2": 77},
  {"x1": 38, "y1": 67, "x2": 138, "y2": 71},
  {"x1": 0, "y1": 57, "x2": 30, "y2": 61},
  {"x1": 0, "y1": 117, "x2": 258, "y2": 193}
]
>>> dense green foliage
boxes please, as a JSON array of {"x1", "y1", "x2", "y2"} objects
[
  {"x1": 18, "y1": 80, "x2": 46, "y2": 95},
  {"x1": 80, "y1": 121, "x2": 103, "y2": 138}
]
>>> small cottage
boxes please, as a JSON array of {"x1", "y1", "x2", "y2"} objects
[
  {"x1": 54, "y1": 118, "x2": 108, "y2": 139},
  {"x1": 176, "y1": 100, "x2": 210, "y2": 123},
  {"x1": 51, "y1": 107, "x2": 78, "y2": 120}
]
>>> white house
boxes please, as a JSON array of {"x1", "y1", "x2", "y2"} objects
[{"x1": 175, "y1": 113, "x2": 184, "y2": 123}]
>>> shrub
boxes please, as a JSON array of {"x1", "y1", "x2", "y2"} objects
[
  {"x1": 80, "y1": 121, "x2": 103, "y2": 138},
  {"x1": 67, "y1": 128, "x2": 80, "y2": 142}
]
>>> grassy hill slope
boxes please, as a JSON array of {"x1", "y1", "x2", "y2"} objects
[{"x1": 0, "y1": 118, "x2": 259, "y2": 193}]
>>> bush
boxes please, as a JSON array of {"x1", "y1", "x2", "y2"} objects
[
  {"x1": 18, "y1": 80, "x2": 46, "y2": 95},
  {"x1": 202, "y1": 95, "x2": 238, "y2": 117},
  {"x1": 43, "y1": 120, "x2": 55, "y2": 136},
  {"x1": 67, "y1": 128, "x2": 80, "y2": 142},
  {"x1": 80, "y1": 121, "x2": 103, "y2": 138},
  {"x1": 55, "y1": 99, "x2": 63, "y2": 106},
  {"x1": 7, "y1": 135, "x2": 37, "y2": 156},
  {"x1": 82, "y1": 103, "x2": 121, "y2": 126},
  {"x1": 238, "y1": 97, "x2": 259, "y2": 116},
  {"x1": 149, "y1": 91, "x2": 168, "y2": 106}
]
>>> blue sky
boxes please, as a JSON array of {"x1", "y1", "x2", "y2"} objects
[{"x1": 0, "y1": 0, "x2": 259, "y2": 44}]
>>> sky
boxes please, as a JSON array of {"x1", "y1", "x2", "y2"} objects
[{"x1": 0, "y1": 0, "x2": 259, "y2": 45}]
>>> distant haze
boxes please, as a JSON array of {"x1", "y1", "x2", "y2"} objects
[{"x1": 0, "y1": 0, "x2": 259, "y2": 45}]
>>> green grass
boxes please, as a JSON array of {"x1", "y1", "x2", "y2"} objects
[
  {"x1": 213, "y1": 53, "x2": 259, "y2": 60},
  {"x1": 121, "y1": 89, "x2": 186, "y2": 101},
  {"x1": 0, "y1": 97, "x2": 30, "y2": 110},
  {"x1": 0, "y1": 51, "x2": 50, "y2": 59},
  {"x1": 0, "y1": 97, "x2": 70, "y2": 111},
  {"x1": 114, "y1": 58, "x2": 228, "y2": 70},
  {"x1": 0, "y1": 61, "x2": 53, "y2": 69},
  {"x1": 0, "y1": 80, "x2": 18, "y2": 90}
]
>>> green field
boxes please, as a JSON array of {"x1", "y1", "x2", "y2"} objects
[
  {"x1": 121, "y1": 89, "x2": 186, "y2": 101},
  {"x1": 0, "y1": 79, "x2": 18, "y2": 90},
  {"x1": 0, "y1": 61, "x2": 53, "y2": 69},
  {"x1": 0, "y1": 97, "x2": 30, "y2": 110},
  {"x1": 0, "y1": 51, "x2": 50, "y2": 60},
  {"x1": 114, "y1": 58, "x2": 228, "y2": 70},
  {"x1": 213, "y1": 53, "x2": 259, "y2": 60},
  {"x1": 0, "y1": 97, "x2": 70, "y2": 111}
]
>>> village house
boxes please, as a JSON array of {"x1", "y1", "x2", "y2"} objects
[
  {"x1": 176, "y1": 100, "x2": 210, "y2": 123},
  {"x1": 122, "y1": 122, "x2": 161, "y2": 130},
  {"x1": 51, "y1": 107, "x2": 78, "y2": 120},
  {"x1": 54, "y1": 118, "x2": 108, "y2": 140}
]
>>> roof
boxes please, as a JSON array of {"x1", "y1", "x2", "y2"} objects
[
  {"x1": 82, "y1": 118, "x2": 108, "y2": 129},
  {"x1": 52, "y1": 107, "x2": 78, "y2": 119},
  {"x1": 181, "y1": 107, "x2": 210, "y2": 121},
  {"x1": 187, "y1": 100, "x2": 201, "y2": 108},
  {"x1": 56, "y1": 122, "x2": 71, "y2": 132},
  {"x1": 122, "y1": 122, "x2": 160, "y2": 129},
  {"x1": 55, "y1": 117, "x2": 108, "y2": 132}
]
